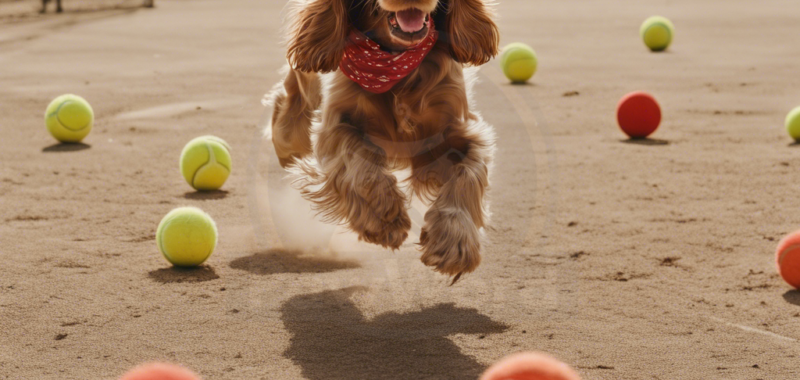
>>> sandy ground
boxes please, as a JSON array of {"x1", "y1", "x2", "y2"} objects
[
  {"x1": 1, "y1": 0, "x2": 800, "y2": 379},
  {"x1": 0, "y1": 0, "x2": 149, "y2": 22}
]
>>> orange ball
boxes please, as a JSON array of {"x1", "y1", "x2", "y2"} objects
[
  {"x1": 119, "y1": 363, "x2": 202, "y2": 380},
  {"x1": 776, "y1": 230, "x2": 800, "y2": 289},
  {"x1": 617, "y1": 91, "x2": 662, "y2": 139},
  {"x1": 480, "y1": 352, "x2": 582, "y2": 380}
]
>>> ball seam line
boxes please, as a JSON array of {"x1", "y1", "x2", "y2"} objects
[
  {"x1": 191, "y1": 141, "x2": 231, "y2": 189},
  {"x1": 55, "y1": 100, "x2": 91, "y2": 132},
  {"x1": 157, "y1": 217, "x2": 175, "y2": 263},
  {"x1": 191, "y1": 143, "x2": 214, "y2": 188}
]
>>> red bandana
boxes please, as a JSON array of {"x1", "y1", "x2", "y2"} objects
[{"x1": 340, "y1": 21, "x2": 438, "y2": 94}]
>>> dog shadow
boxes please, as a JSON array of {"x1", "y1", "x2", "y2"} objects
[
  {"x1": 281, "y1": 287, "x2": 509, "y2": 380},
  {"x1": 147, "y1": 265, "x2": 219, "y2": 284},
  {"x1": 42, "y1": 142, "x2": 91, "y2": 152},
  {"x1": 229, "y1": 249, "x2": 360, "y2": 275},
  {"x1": 783, "y1": 290, "x2": 800, "y2": 306},
  {"x1": 621, "y1": 138, "x2": 670, "y2": 146}
]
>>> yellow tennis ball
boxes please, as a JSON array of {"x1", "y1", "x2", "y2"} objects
[
  {"x1": 180, "y1": 135, "x2": 232, "y2": 191},
  {"x1": 156, "y1": 207, "x2": 218, "y2": 267},
  {"x1": 501, "y1": 43, "x2": 537, "y2": 83},
  {"x1": 500, "y1": 42, "x2": 529, "y2": 67},
  {"x1": 787, "y1": 106, "x2": 800, "y2": 141},
  {"x1": 44, "y1": 94, "x2": 94, "y2": 143},
  {"x1": 641, "y1": 16, "x2": 674, "y2": 52}
]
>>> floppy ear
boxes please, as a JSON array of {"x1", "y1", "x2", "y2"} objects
[
  {"x1": 287, "y1": 0, "x2": 350, "y2": 73},
  {"x1": 444, "y1": 0, "x2": 499, "y2": 65}
]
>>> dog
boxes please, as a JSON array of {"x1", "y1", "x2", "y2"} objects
[
  {"x1": 267, "y1": 0, "x2": 499, "y2": 283},
  {"x1": 40, "y1": 0, "x2": 155, "y2": 13}
]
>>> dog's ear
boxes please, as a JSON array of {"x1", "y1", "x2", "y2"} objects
[
  {"x1": 443, "y1": 0, "x2": 499, "y2": 66},
  {"x1": 287, "y1": 0, "x2": 350, "y2": 73}
]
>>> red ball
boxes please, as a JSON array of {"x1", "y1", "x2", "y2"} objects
[
  {"x1": 776, "y1": 230, "x2": 800, "y2": 289},
  {"x1": 616, "y1": 91, "x2": 662, "y2": 139},
  {"x1": 119, "y1": 363, "x2": 202, "y2": 380},
  {"x1": 480, "y1": 352, "x2": 582, "y2": 380}
]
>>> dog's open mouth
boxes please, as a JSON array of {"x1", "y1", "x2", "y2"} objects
[{"x1": 388, "y1": 8, "x2": 431, "y2": 45}]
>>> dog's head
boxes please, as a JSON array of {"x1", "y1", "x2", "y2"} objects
[{"x1": 286, "y1": 0, "x2": 499, "y2": 73}]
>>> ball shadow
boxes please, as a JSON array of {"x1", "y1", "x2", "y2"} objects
[
  {"x1": 147, "y1": 265, "x2": 220, "y2": 284},
  {"x1": 281, "y1": 287, "x2": 509, "y2": 380},
  {"x1": 229, "y1": 249, "x2": 360, "y2": 275},
  {"x1": 45, "y1": 6, "x2": 142, "y2": 15},
  {"x1": 782, "y1": 290, "x2": 800, "y2": 306},
  {"x1": 787, "y1": 142, "x2": 800, "y2": 148},
  {"x1": 42, "y1": 142, "x2": 91, "y2": 152},
  {"x1": 621, "y1": 138, "x2": 670, "y2": 146},
  {"x1": 183, "y1": 190, "x2": 229, "y2": 200}
]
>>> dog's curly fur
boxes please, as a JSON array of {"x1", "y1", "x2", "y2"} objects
[{"x1": 267, "y1": 0, "x2": 498, "y2": 283}]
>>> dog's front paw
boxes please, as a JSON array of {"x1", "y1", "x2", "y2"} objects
[
  {"x1": 419, "y1": 207, "x2": 481, "y2": 283},
  {"x1": 357, "y1": 210, "x2": 411, "y2": 250},
  {"x1": 350, "y1": 176, "x2": 411, "y2": 250}
]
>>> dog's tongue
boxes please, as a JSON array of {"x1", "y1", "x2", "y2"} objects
[{"x1": 396, "y1": 8, "x2": 426, "y2": 33}]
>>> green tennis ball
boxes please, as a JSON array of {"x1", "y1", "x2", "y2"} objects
[
  {"x1": 156, "y1": 207, "x2": 218, "y2": 267},
  {"x1": 786, "y1": 106, "x2": 800, "y2": 141},
  {"x1": 180, "y1": 135, "x2": 232, "y2": 191},
  {"x1": 501, "y1": 43, "x2": 537, "y2": 83},
  {"x1": 500, "y1": 42, "x2": 529, "y2": 67},
  {"x1": 44, "y1": 94, "x2": 94, "y2": 143},
  {"x1": 641, "y1": 16, "x2": 674, "y2": 52}
]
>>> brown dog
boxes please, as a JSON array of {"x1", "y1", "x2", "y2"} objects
[{"x1": 267, "y1": 0, "x2": 499, "y2": 283}]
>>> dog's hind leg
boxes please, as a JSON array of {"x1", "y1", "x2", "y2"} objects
[
  {"x1": 56, "y1": 0, "x2": 62, "y2": 13},
  {"x1": 267, "y1": 67, "x2": 321, "y2": 168}
]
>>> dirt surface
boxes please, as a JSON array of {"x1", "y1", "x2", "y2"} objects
[
  {"x1": 1, "y1": 0, "x2": 800, "y2": 379},
  {"x1": 0, "y1": 0, "x2": 149, "y2": 22}
]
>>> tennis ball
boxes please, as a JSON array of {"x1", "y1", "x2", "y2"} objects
[
  {"x1": 776, "y1": 230, "x2": 800, "y2": 289},
  {"x1": 500, "y1": 42, "x2": 531, "y2": 67},
  {"x1": 120, "y1": 363, "x2": 202, "y2": 380},
  {"x1": 480, "y1": 352, "x2": 582, "y2": 380},
  {"x1": 156, "y1": 207, "x2": 218, "y2": 267},
  {"x1": 180, "y1": 135, "x2": 231, "y2": 191},
  {"x1": 785, "y1": 106, "x2": 800, "y2": 141},
  {"x1": 501, "y1": 43, "x2": 537, "y2": 83},
  {"x1": 44, "y1": 94, "x2": 94, "y2": 143},
  {"x1": 640, "y1": 16, "x2": 674, "y2": 52},
  {"x1": 617, "y1": 91, "x2": 662, "y2": 139}
]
